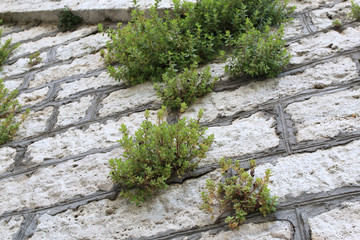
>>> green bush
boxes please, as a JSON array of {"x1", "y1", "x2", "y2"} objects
[
  {"x1": 154, "y1": 62, "x2": 217, "y2": 110},
  {"x1": 226, "y1": 19, "x2": 290, "y2": 78},
  {"x1": 99, "y1": 0, "x2": 294, "y2": 84},
  {"x1": 201, "y1": 159, "x2": 278, "y2": 229},
  {"x1": 109, "y1": 105, "x2": 214, "y2": 204},
  {"x1": 58, "y1": 7, "x2": 83, "y2": 32},
  {"x1": 0, "y1": 20, "x2": 20, "y2": 69},
  {"x1": 349, "y1": 0, "x2": 360, "y2": 20},
  {"x1": 0, "y1": 79, "x2": 29, "y2": 145}
]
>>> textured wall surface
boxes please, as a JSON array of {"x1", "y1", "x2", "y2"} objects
[{"x1": 1, "y1": 0, "x2": 360, "y2": 239}]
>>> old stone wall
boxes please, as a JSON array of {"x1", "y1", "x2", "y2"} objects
[{"x1": 1, "y1": 0, "x2": 360, "y2": 239}]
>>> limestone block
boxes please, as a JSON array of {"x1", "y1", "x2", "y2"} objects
[
  {"x1": 10, "y1": 26, "x2": 97, "y2": 59},
  {"x1": 56, "y1": 71, "x2": 119, "y2": 99},
  {"x1": 15, "y1": 107, "x2": 53, "y2": 140},
  {"x1": 17, "y1": 86, "x2": 49, "y2": 106},
  {"x1": 0, "y1": 216, "x2": 23, "y2": 239},
  {"x1": 286, "y1": 87, "x2": 360, "y2": 142},
  {"x1": 56, "y1": 33, "x2": 109, "y2": 61},
  {"x1": 0, "y1": 24, "x2": 57, "y2": 45},
  {"x1": 30, "y1": 171, "x2": 219, "y2": 240},
  {"x1": 56, "y1": 95, "x2": 93, "y2": 127},
  {"x1": 309, "y1": 201, "x2": 360, "y2": 240},
  {"x1": 30, "y1": 52, "x2": 103, "y2": 88},
  {"x1": 99, "y1": 82, "x2": 159, "y2": 117},
  {"x1": 255, "y1": 140, "x2": 360, "y2": 201},
  {"x1": 0, "y1": 147, "x2": 16, "y2": 174},
  {"x1": 26, "y1": 110, "x2": 158, "y2": 163},
  {"x1": 284, "y1": 18, "x2": 303, "y2": 39},
  {"x1": 289, "y1": 0, "x2": 334, "y2": 12},
  {"x1": 0, "y1": 149, "x2": 120, "y2": 215},
  {"x1": 204, "y1": 112, "x2": 279, "y2": 165},
  {"x1": 183, "y1": 57, "x2": 357, "y2": 123},
  {"x1": 312, "y1": 1, "x2": 359, "y2": 30},
  {"x1": 3, "y1": 78, "x2": 22, "y2": 91},
  {"x1": 199, "y1": 221, "x2": 293, "y2": 240},
  {"x1": 288, "y1": 26, "x2": 360, "y2": 64}
]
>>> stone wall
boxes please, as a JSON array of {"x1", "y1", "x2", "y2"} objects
[{"x1": 1, "y1": 0, "x2": 360, "y2": 239}]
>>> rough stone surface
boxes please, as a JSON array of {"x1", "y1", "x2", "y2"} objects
[
  {"x1": 10, "y1": 26, "x2": 97, "y2": 59},
  {"x1": 30, "y1": 171, "x2": 218, "y2": 240},
  {"x1": 0, "y1": 147, "x2": 16, "y2": 174},
  {"x1": 183, "y1": 57, "x2": 357, "y2": 123},
  {"x1": 0, "y1": 150, "x2": 119, "y2": 215},
  {"x1": 56, "y1": 33, "x2": 109, "y2": 61},
  {"x1": 17, "y1": 86, "x2": 49, "y2": 106},
  {"x1": 56, "y1": 95, "x2": 93, "y2": 127},
  {"x1": 284, "y1": 18, "x2": 303, "y2": 38},
  {"x1": 26, "y1": 111, "x2": 158, "y2": 163},
  {"x1": 288, "y1": 26, "x2": 360, "y2": 64},
  {"x1": 99, "y1": 82, "x2": 159, "y2": 117},
  {"x1": 0, "y1": 216, "x2": 23, "y2": 239},
  {"x1": 288, "y1": 0, "x2": 334, "y2": 12},
  {"x1": 3, "y1": 78, "x2": 22, "y2": 91},
  {"x1": 56, "y1": 71, "x2": 119, "y2": 99},
  {"x1": 286, "y1": 87, "x2": 360, "y2": 142},
  {"x1": 15, "y1": 107, "x2": 53, "y2": 139},
  {"x1": 0, "y1": 24, "x2": 57, "y2": 44},
  {"x1": 255, "y1": 140, "x2": 360, "y2": 201},
  {"x1": 309, "y1": 201, "x2": 360, "y2": 240},
  {"x1": 205, "y1": 112, "x2": 279, "y2": 164},
  {"x1": 199, "y1": 221, "x2": 293, "y2": 240},
  {"x1": 31, "y1": 52, "x2": 104, "y2": 88}
]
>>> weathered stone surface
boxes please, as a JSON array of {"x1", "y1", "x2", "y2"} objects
[
  {"x1": 204, "y1": 112, "x2": 279, "y2": 165},
  {"x1": 0, "y1": 149, "x2": 119, "y2": 215},
  {"x1": 26, "y1": 111, "x2": 157, "y2": 163},
  {"x1": 309, "y1": 201, "x2": 360, "y2": 240},
  {"x1": 288, "y1": 26, "x2": 360, "y2": 64},
  {"x1": 17, "y1": 86, "x2": 49, "y2": 106},
  {"x1": 286, "y1": 87, "x2": 360, "y2": 142},
  {"x1": 1, "y1": 24, "x2": 57, "y2": 45},
  {"x1": 0, "y1": 147, "x2": 16, "y2": 174},
  {"x1": 99, "y1": 82, "x2": 159, "y2": 117},
  {"x1": 255, "y1": 140, "x2": 360, "y2": 201},
  {"x1": 3, "y1": 78, "x2": 22, "y2": 91},
  {"x1": 15, "y1": 107, "x2": 53, "y2": 140},
  {"x1": 56, "y1": 33, "x2": 109, "y2": 61},
  {"x1": 56, "y1": 71, "x2": 119, "y2": 99},
  {"x1": 9, "y1": 26, "x2": 96, "y2": 59},
  {"x1": 0, "y1": 216, "x2": 23, "y2": 239},
  {"x1": 289, "y1": 0, "x2": 334, "y2": 12},
  {"x1": 30, "y1": 171, "x2": 218, "y2": 240},
  {"x1": 183, "y1": 57, "x2": 357, "y2": 123},
  {"x1": 199, "y1": 221, "x2": 293, "y2": 240},
  {"x1": 30, "y1": 52, "x2": 103, "y2": 88},
  {"x1": 284, "y1": 17, "x2": 303, "y2": 38},
  {"x1": 56, "y1": 95, "x2": 93, "y2": 127}
]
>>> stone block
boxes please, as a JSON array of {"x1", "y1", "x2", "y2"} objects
[
  {"x1": 3, "y1": 78, "x2": 22, "y2": 91},
  {"x1": 17, "y1": 86, "x2": 49, "y2": 106},
  {"x1": 1, "y1": 24, "x2": 57, "y2": 45},
  {"x1": 0, "y1": 147, "x2": 16, "y2": 174},
  {"x1": 0, "y1": 216, "x2": 23, "y2": 239},
  {"x1": 286, "y1": 87, "x2": 360, "y2": 142},
  {"x1": 289, "y1": 0, "x2": 335, "y2": 12},
  {"x1": 56, "y1": 95, "x2": 93, "y2": 127}
]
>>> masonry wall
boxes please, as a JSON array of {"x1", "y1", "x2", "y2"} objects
[{"x1": 1, "y1": 0, "x2": 360, "y2": 239}]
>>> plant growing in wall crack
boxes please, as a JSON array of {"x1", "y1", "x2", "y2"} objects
[
  {"x1": 109, "y1": 105, "x2": 214, "y2": 204},
  {"x1": 201, "y1": 159, "x2": 278, "y2": 229},
  {"x1": 0, "y1": 79, "x2": 29, "y2": 145},
  {"x1": 58, "y1": 7, "x2": 83, "y2": 32},
  {"x1": 0, "y1": 20, "x2": 20, "y2": 69}
]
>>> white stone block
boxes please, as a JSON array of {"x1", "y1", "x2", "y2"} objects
[
  {"x1": 0, "y1": 216, "x2": 23, "y2": 239},
  {"x1": 17, "y1": 86, "x2": 49, "y2": 106},
  {"x1": 0, "y1": 147, "x2": 16, "y2": 174},
  {"x1": 56, "y1": 95, "x2": 93, "y2": 127}
]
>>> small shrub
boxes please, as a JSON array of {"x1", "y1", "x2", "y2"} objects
[
  {"x1": 0, "y1": 79, "x2": 29, "y2": 145},
  {"x1": 349, "y1": 0, "x2": 360, "y2": 20},
  {"x1": 0, "y1": 20, "x2": 20, "y2": 69},
  {"x1": 226, "y1": 19, "x2": 290, "y2": 78},
  {"x1": 58, "y1": 7, "x2": 83, "y2": 32},
  {"x1": 109, "y1": 105, "x2": 214, "y2": 204},
  {"x1": 201, "y1": 159, "x2": 278, "y2": 229},
  {"x1": 154, "y1": 62, "x2": 217, "y2": 110},
  {"x1": 28, "y1": 51, "x2": 42, "y2": 67},
  {"x1": 332, "y1": 19, "x2": 342, "y2": 29}
]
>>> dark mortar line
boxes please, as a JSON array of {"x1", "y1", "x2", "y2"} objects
[
  {"x1": 44, "y1": 106, "x2": 59, "y2": 132},
  {"x1": 13, "y1": 213, "x2": 36, "y2": 240},
  {"x1": 46, "y1": 46, "x2": 58, "y2": 64},
  {"x1": 301, "y1": 11, "x2": 317, "y2": 35},
  {"x1": 275, "y1": 103, "x2": 292, "y2": 155},
  {"x1": 295, "y1": 208, "x2": 307, "y2": 240},
  {"x1": 11, "y1": 30, "x2": 59, "y2": 47}
]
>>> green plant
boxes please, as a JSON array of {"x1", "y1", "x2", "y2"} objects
[
  {"x1": 349, "y1": 0, "x2": 360, "y2": 20},
  {"x1": 154, "y1": 62, "x2": 217, "y2": 110},
  {"x1": 201, "y1": 159, "x2": 278, "y2": 229},
  {"x1": 0, "y1": 20, "x2": 20, "y2": 69},
  {"x1": 58, "y1": 7, "x2": 83, "y2": 32},
  {"x1": 100, "y1": 0, "x2": 294, "y2": 85},
  {"x1": 28, "y1": 51, "x2": 42, "y2": 67},
  {"x1": 332, "y1": 19, "x2": 342, "y2": 29},
  {"x1": 0, "y1": 79, "x2": 29, "y2": 145},
  {"x1": 109, "y1": 105, "x2": 214, "y2": 204},
  {"x1": 226, "y1": 19, "x2": 290, "y2": 78}
]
